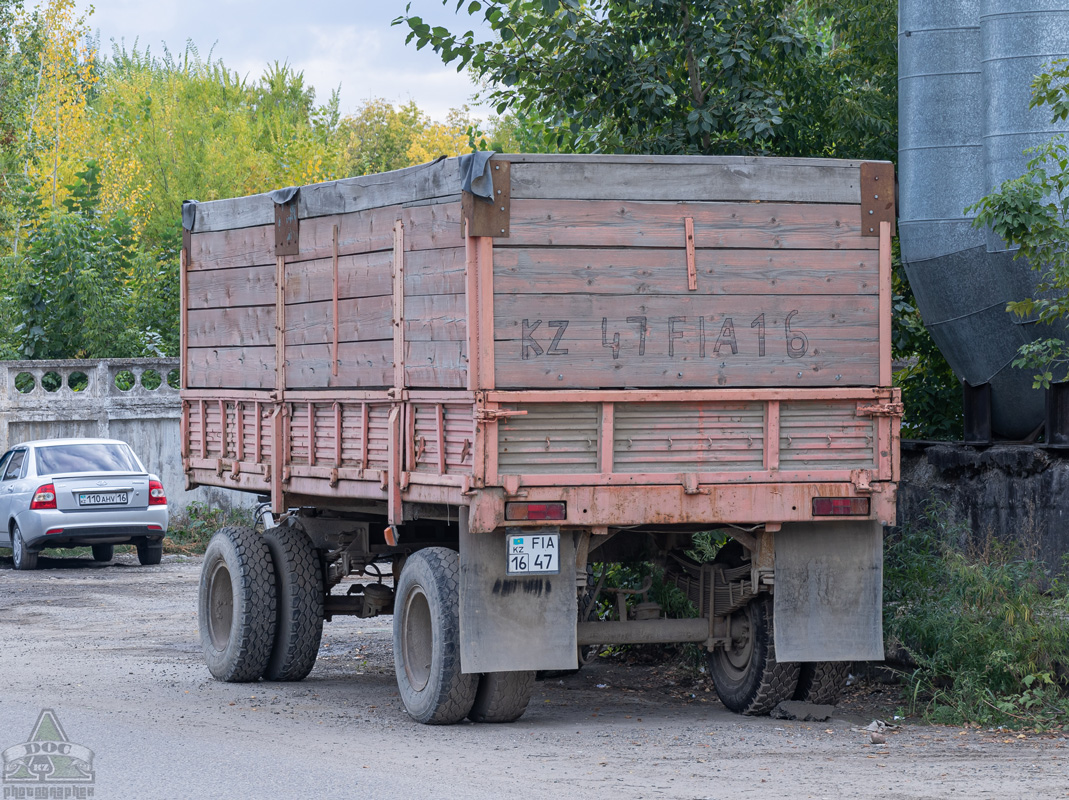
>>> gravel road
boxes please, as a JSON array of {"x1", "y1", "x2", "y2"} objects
[{"x1": 1, "y1": 553, "x2": 1066, "y2": 800}]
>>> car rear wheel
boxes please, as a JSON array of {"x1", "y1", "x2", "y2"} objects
[
  {"x1": 199, "y1": 526, "x2": 276, "y2": 682},
  {"x1": 11, "y1": 524, "x2": 37, "y2": 571},
  {"x1": 92, "y1": 544, "x2": 114, "y2": 562},
  {"x1": 137, "y1": 539, "x2": 163, "y2": 566}
]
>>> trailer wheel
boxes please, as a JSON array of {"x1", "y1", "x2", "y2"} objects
[
  {"x1": 468, "y1": 671, "x2": 535, "y2": 723},
  {"x1": 708, "y1": 594, "x2": 799, "y2": 715},
  {"x1": 262, "y1": 525, "x2": 324, "y2": 681},
  {"x1": 793, "y1": 661, "x2": 850, "y2": 705},
  {"x1": 393, "y1": 547, "x2": 476, "y2": 724},
  {"x1": 199, "y1": 526, "x2": 276, "y2": 682}
]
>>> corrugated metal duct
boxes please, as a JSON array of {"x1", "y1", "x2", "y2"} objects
[{"x1": 899, "y1": 0, "x2": 1069, "y2": 437}]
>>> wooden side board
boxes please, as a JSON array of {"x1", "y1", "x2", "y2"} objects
[
  {"x1": 501, "y1": 199, "x2": 874, "y2": 251},
  {"x1": 493, "y1": 295, "x2": 879, "y2": 389},
  {"x1": 493, "y1": 247, "x2": 879, "y2": 297},
  {"x1": 187, "y1": 155, "x2": 882, "y2": 233}
]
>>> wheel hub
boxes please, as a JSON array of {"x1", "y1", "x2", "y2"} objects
[
  {"x1": 402, "y1": 588, "x2": 433, "y2": 692},
  {"x1": 206, "y1": 562, "x2": 234, "y2": 650}
]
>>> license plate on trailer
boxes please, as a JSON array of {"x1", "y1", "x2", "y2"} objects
[
  {"x1": 77, "y1": 492, "x2": 128, "y2": 506},
  {"x1": 506, "y1": 530, "x2": 560, "y2": 575}
]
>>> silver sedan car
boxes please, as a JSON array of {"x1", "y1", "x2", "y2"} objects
[{"x1": 0, "y1": 438, "x2": 169, "y2": 570}]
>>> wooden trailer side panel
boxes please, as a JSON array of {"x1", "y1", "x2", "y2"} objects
[
  {"x1": 491, "y1": 197, "x2": 880, "y2": 391},
  {"x1": 185, "y1": 224, "x2": 277, "y2": 390}
]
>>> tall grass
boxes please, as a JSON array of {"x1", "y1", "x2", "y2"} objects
[{"x1": 885, "y1": 502, "x2": 1069, "y2": 728}]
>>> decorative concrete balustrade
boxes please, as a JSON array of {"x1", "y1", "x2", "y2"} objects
[{"x1": 0, "y1": 358, "x2": 248, "y2": 512}]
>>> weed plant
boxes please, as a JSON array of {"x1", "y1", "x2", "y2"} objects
[
  {"x1": 163, "y1": 501, "x2": 254, "y2": 555},
  {"x1": 885, "y1": 502, "x2": 1069, "y2": 729}
]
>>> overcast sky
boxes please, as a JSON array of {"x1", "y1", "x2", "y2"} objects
[{"x1": 73, "y1": 0, "x2": 488, "y2": 121}]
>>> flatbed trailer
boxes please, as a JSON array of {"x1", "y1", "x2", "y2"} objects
[{"x1": 181, "y1": 153, "x2": 900, "y2": 723}]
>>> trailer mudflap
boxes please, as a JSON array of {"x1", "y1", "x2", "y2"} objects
[
  {"x1": 773, "y1": 521, "x2": 884, "y2": 662},
  {"x1": 458, "y1": 510, "x2": 578, "y2": 673}
]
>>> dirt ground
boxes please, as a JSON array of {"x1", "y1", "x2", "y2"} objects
[{"x1": 1, "y1": 553, "x2": 1067, "y2": 800}]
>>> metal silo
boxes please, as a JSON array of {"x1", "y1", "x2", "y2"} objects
[{"x1": 899, "y1": 0, "x2": 1069, "y2": 438}]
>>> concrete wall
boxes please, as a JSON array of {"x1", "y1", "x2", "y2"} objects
[
  {"x1": 898, "y1": 443, "x2": 1069, "y2": 575},
  {"x1": 0, "y1": 359, "x2": 253, "y2": 513}
]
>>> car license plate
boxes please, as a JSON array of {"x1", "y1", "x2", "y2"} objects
[
  {"x1": 506, "y1": 530, "x2": 560, "y2": 575},
  {"x1": 78, "y1": 492, "x2": 128, "y2": 506}
]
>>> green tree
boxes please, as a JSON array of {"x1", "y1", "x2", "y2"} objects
[{"x1": 969, "y1": 59, "x2": 1069, "y2": 389}]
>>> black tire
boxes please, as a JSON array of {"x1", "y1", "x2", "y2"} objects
[
  {"x1": 137, "y1": 539, "x2": 163, "y2": 565},
  {"x1": 198, "y1": 526, "x2": 276, "y2": 682},
  {"x1": 708, "y1": 594, "x2": 799, "y2": 716},
  {"x1": 11, "y1": 524, "x2": 37, "y2": 571},
  {"x1": 262, "y1": 525, "x2": 324, "y2": 681},
  {"x1": 469, "y1": 671, "x2": 535, "y2": 723},
  {"x1": 793, "y1": 661, "x2": 851, "y2": 705},
  {"x1": 92, "y1": 544, "x2": 114, "y2": 562},
  {"x1": 393, "y1": 547, "x2": 477, "y2": 724}
]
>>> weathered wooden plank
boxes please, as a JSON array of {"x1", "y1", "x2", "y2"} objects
[
  {"x1": 493, "y1": 248, "x2": 879, "y2": 297},
  {"x1": 187, "y1": 264, "x2": 276, "y2": 310},
  {"x1": 286, "y1": 296, "x2": 393, "y2": 347},
  {"x1": 405, "y1": 294, "x2": 467, "y2": 342},
  {"x1": 189, "y1": 156, "x2": 883, "y2": 233},
  {"x1": 405, "y1": 247, "x2": 466, "y2": 297},
  {"x1": 493, "y1": 294, "x2": 879, "y2": 389},
  {"x1": 190, "y1": 194, "x2": 276, "y2": 233},
  {"x1": 285, "y1": 341, "x2": 393, "y2": 389},
  {"x1": 405, "y1": 341, "x2": 468, "y2": 388},
  {"x1": 297, "y1": 202, "x2": 463, "y2": 262},
  {"x1": 186, "y1": 346, "x2": 275, "y2": 390},
  {"x1": 502, "y1": 200, "x2": 874, "y2": 251},
  {"x1": 286, "y1": 252, "x2": 393, "y2": 305},
  {"x1": 189, "y1": 226, "x2": 275, "y2": 270},
  {"x1": 507, "y1": 158, "x2": 864, "y2": 204},
  {"x1": 187, "y1": 307, "x2": 276, "y2": 349}
]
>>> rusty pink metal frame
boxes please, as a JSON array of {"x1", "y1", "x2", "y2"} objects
[{"x1": 181, "y1": 214, "x2": 899, "y2": 533}]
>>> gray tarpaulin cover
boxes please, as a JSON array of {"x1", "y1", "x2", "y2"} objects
[
  {"x1": 181, "y1": 200, "x2": 197, "y2": 231},
  {"x1": 269, "y1": 186, "x2": 299, "y2": 205},
  {"x1": 458, "y1": 151, "x2": 496, "y2": 202}
]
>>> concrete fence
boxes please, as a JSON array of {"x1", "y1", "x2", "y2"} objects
[{"x1": 0, "y1": 358, "x2": 252, "y2": 513}]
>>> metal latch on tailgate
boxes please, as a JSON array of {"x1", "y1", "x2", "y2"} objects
[
  {"x1": 475, "y1": 408, "x2": 528, "y2": 424},
  {"x1": 856, "y1": 402, "x2": 904, "y2": 417}
]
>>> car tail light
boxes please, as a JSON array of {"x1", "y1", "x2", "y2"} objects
[
  {"x1": 149, "y1": 480, "x2": 167, "y2": 505},
  {"x1": 812, "y1": 497, "x2": 870, "y2": 516},
  {"x1": 46, "y1": 528, "x2": 63, "y2": 535},
  {"x1": 505, "y1": 502, "x2": 566, "y2": 521},
  {"x1": 31, "y1": 484, "x2": 57, "y2": 510},
  {"x1": 148, "y1": 524, "x2": 163, "y2": 531}
]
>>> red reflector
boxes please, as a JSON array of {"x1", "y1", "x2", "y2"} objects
[
  {"x1": 148, "y1": 525, "x2": 163, "y2": 531},
  {"x1": 812, "y1": 497, "x2": 870, "y2": 516},
  {"x1": 505, "y1": 502, "x2": 566, "y2": 521},
  {"x1": 45, "y1": 528, "x2": 63, "y2": 535}
]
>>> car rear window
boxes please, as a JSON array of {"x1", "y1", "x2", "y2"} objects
[{"x1": 35, "y1": 443, "x2": 141, "y2": 475}]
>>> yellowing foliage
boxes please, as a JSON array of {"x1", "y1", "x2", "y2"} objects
[{"x1": 24, "y1": 0, "x2": 97, "y2": 211}]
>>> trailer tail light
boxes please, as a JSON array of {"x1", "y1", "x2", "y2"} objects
[
  {"x1": 812, "y1": 497, "x2": 870, "y2": 516},
  {"x1": 505, "y1": 502, "x2": 566, "y2": 521},
  {"x1": 31, "y1": 484, "x2": 57, "y2": 510},
  {"x1": 149, "y1": 480, "x2": 167, "y2": 505}
]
